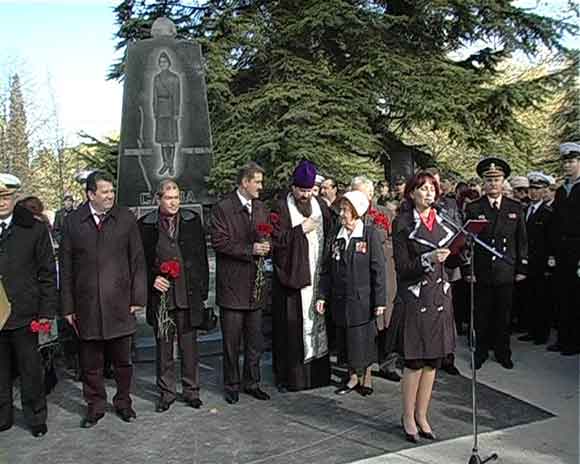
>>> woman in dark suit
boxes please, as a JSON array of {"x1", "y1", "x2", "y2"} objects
[
  {"x1": 392, "y1": 172, "x2": 462, "y2": 443},
  {"x1": 317, "y1": 191, "x2": 386, "y2": 395}
]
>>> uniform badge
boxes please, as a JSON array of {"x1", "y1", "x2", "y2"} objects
[
  {"x1": 332, "y1": 240, "x2": 343, "y2": 261},
  {"x1": 355, "y1": 241, "x2": 368, "y2": 254},
  {"x1": 508, "y1": 213, "x2": 517, "y2": 219},
  {"x1": 478, "y1": 215, "x2": 486, "y2": 220}
]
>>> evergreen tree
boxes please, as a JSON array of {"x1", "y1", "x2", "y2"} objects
[
  {"x1": 110, "y1": 1, "x2": 577, "y2": 189},
  {"x1": 6, "y1": 74, "x2": 30, "y2": 187},
  {"x1": 73, "y1": 132, "x2": 119, "y2": 180}
]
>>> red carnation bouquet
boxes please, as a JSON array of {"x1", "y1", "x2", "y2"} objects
[
  {"x1": 254, "y1": 222, "x2": 274, "y2": 303},
  {"x1": 157, "y1": 259, "x2": 181, "y2": 340},
  {"x1": 368, "y1": 208, "x2": 391, "y2": 233}
]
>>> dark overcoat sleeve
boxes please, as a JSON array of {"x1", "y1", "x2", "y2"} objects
[
  {"x1": 59, "y1": 214, "x2": 74, "y2": 317},
  {"x1": 127, "y1": 215, "x2": 147, "y2": 307},
  {"x1": 36, "y1": 223, "x2": 58, "y2": 319},
  {"x1": 194, "y1": 215, "x2": 210, "y2": 301},
  {"x1": 514, "y1": 204, "x2": 528, "y2": 276},
  {"x1": 210, "y1": 202, "x2": 253, "y2": 262},
  {"x1": 392, "y1": 215, "x2": 425, "y2": 283},
  {"x1": 369, "y1": 226, "x2": 387, "y2": 308}
]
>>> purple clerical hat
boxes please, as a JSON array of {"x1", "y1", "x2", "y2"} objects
[{"x1": 292, "y1": 160, "x2": 317, "y2": 188}]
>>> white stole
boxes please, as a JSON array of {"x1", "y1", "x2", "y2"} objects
[{"x1": 287, "y1": 194, "x2": 328, "y2": 362}]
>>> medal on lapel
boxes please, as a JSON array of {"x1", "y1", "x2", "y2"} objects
[
  {"x1": 332, "y1": 240, "x2": 343, "y2": 261},
  {"x1": 508, "y1": 213, "x2": 517, "y2": 219},
  {"x1": 355, "y1": 241, "x2": 368, "y2": 254}
]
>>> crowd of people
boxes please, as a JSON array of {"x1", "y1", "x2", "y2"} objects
[{"x1": 0, "y1": 142, "x2": 578, "y2": 446}]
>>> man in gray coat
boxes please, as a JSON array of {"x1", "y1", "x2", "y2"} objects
[{"x1": 60, "y1": 171, "x2": 147, "y2": 428}]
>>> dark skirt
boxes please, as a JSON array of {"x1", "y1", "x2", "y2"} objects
[{"x1": 336, "y1": 320, "x2": 377, "y2": 375}]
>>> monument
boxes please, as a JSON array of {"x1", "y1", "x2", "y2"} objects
[{"x1": 117, "y1": 17, "x2": 213, "y2": 217}]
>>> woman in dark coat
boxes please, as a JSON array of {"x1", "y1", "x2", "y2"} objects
[
  {"x1": 318, "y1": 191, "x2": 386, "y2": 395},
  {"x1": 392, "y1": 172, "x2": 462, "y2": 443}
]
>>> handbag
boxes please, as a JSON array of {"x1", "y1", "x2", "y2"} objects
[{"x1": 196, "y1": 306, "x2": 217, "y2": 332}]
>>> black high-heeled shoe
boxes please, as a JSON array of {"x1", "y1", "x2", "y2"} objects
[
  {"x1": 359, "y1": 386, "x2": 374, "y2": 396},
  {"x1": 400, "y1": 417, "x2": 419, "y2": 443},
  {"x1": 335, "y1": 383, "x2": 359, "y2": 395},
  {"x1": 417, "y1": 424, "x2": 437, "y2": 440}
]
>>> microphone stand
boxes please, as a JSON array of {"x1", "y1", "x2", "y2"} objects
[{"x1": 436, "y1": 206, "x2": 501, "y2": 464}]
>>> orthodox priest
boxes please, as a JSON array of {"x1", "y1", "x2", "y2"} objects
[{"x1": 271, "y1": 160, "x2": 332, "y2": 392}]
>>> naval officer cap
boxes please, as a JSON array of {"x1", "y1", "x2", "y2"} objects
[
  {"x1": 476, "y1": 157, "x2": 511, "y2": 179},
  {"x1": 527, "y1": 171, "x2": 550, "y2": 188},
  {"x1": 509, "y1": 176, "x2": 529, "y2": 189},
  {"x1": 560, "y1": 142, "x2": 580, "y2": 160},
  {"x1": 0, "y1": 173, "x2": 21, "y2": 195}
]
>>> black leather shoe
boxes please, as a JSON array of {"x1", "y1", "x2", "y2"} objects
[
  {"x1": 417, "y1": 425, "x2": 437, "y2": 440},
  {"x1": 378, "y1": 369, "x2": 401, "y2": 382},
  {"x1": 561, "y1": 349, "x2": 580, "y2": 356},
  {"x1": 243, "y1": 387, "x2": 270, "y2": 401},
  {"x1": 335, "y1": 384, "x2": 358, "y2": 395},
  {"x1": 498, "y1": 358, "x2": 514, "y2": 369},
  {"x1": 225, "y1": 391, "x2": 239, "y2": 404},
  {"x1": 0, "y1": 423, "x2": 13, "y2": 432},
  {"x1": 115, "y1": 408, "x2": 137, "y2": 423},
  {"x1": 442, "y1": 364, "x2": 461, "y2": 376},
  {"x1": 30, "y1": 424, "x2": 47, "y2": 438},
  {"x1": 186, "y1": 398, "x2": 203, "y2": 409},
  {"x1": 401, "y1": 417, "x2": 419, "y2": 444},
  {"x1": 547, "y1": 343, "x2": 562, "y2": 352},
  {"x1": 155, "y1": 399, "x2": 174, "y2": 413},
  {"x1": 359, "y1": 386, "x2": 374, "y2": 397},
  {"x1": 474, "y1": 356, "x2": 486, "y2": 370},
  {"x1": 518, "y1": 334, "x2": 534, "y2": 342},
  {"x1": 80, "y1": 413, "x2": 104, "y2": 429}
]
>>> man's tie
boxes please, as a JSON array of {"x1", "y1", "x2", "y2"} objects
[
  {"x1": 96, "y1": 213, "x2": 106, "y2": 231},
  {"x1": 0, "y1": 222, "x2": 7, "y2": 239},
  {"x1": 164, "y1": 216, "x2": 176, "y2": 239},
  {"x1": 492, "y1": 200, "x2": 499, "y2": 211}
]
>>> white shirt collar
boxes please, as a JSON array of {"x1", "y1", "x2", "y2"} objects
[
  {"x1": 236, "y1": 189, "x2": 252, "y2": 212},
  {"x1": 337, "y1": 219, "x2": 364, "y2": 248},
  {"x1": 89, "y1": 203, "x2": 107, "y2": 223},
  {"x1": 487, "y1": 195, "x2": 502, "y2": 208},
  {"x1": 0, "y1": 214, "x2": 13, "y2": 228}
]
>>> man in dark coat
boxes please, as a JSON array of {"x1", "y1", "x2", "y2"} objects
[
  {"x1": 210, "y1": 162, "x2": 271, "y2": 404},
  {"x1": 52, "y1": 192, "x2": 75, "y2": 245},
  {"x1": 517, "y1": 172, "x2": 553, "y2": 345},
  {"x1": 0, "y1": 174, "x2": 57, "y2": 438},
  {"x1": 60, "y1": 171, "x2": 147, "y2": 428},
  {"x1": 547, "y1": 142, "x2": 580, "y2": 356},
  {"x1": 138, "y1": 179, "x2": 209, "y2": 411},
  {"x1": 271, "y1": 161, "x2": 332, "y2": 392},
  {"x1": 465, "y1": 158, "x2": 528, "y2": 369}
]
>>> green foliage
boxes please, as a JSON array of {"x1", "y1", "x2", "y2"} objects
[
  {"x1": 110, "y1": 0, "x2": 578, "y2": 188},
  {"x1": 5, "y1": 74, "x2": 30, "y2": 187},
  {"x1": 73, "y1": 132, "x2": 120, "y2": 180}
]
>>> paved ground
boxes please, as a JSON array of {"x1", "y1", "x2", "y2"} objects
[{"x1": 1, "y1": 330, "x2": 576, "y2": 464}]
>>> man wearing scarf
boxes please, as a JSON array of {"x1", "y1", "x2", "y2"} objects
[{"x1": 271, "y1": 160, "x2": 332, "y2": 392}]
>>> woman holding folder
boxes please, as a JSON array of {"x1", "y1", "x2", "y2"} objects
[{"x1": 391, "y1": 171, "x2": 465, "y2": 443}]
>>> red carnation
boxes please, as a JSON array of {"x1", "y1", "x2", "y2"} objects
[
  {"x1": 269, "y1": 212, "x2": 280, "y2": 225},
  {"x1": 256, "y1": 223, "x2": 274, "y2": 238},
  {"x1": 160, "y1": 259, "x2": 181, "y2": 279},
  {"x1": 30, "y1": 321, "x2": 40, "y2": 333},
  {"x1": 368, "y1": 208, "x2": 379, "y2": 219}
]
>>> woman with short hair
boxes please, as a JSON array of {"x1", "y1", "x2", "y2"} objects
[
  {"x1": 317, "y1": 190, "x2": 386, "y2": 396},
  {"x1": 392, "y1": 172, "x2": 464, "y2": 443}
]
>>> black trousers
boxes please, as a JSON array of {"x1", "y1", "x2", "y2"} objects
[
  {"x1": 155, "y1": 310, "x2": 199, "y2": 402},
  {"x1": 526, "y1": 274, "x2": 551, "y2": 343},
  {"x1": 79, "y1": 335, "x2": 133, "y2": 416},
  {"x1": 556, "y1": 255, "x2": 580, "y2": 352},
  {"x1": 220, "y1": 308, "x2": 262, "y2": 392},
  {"x1": 0, "y1": 327, "x2": 47, "y2": 428},
  {"x1": 474, "y1": 283, "x2": 513, "y2": 361}
]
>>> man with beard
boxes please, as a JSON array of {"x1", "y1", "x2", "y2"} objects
[
  {"x1": 547, "y1": 143, "x2": 580, "y2": 356},
  {"x1": 271, "y1": 160, "x2": 331, "y2": 392}
]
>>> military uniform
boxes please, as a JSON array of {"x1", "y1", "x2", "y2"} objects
[
  {"x1": 548, "y1": 143, "x2": 580, "y2": 355},
  {"x1": 519, "y1": 173, "x2": 553, "y2": 344},
  {"x1": 465, "y1": 158, "x2": 528, "y2": 369}
]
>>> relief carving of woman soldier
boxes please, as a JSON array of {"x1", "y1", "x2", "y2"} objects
[{"x1": 153, "y1": 51, "x2": 181, "y2": 176}]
